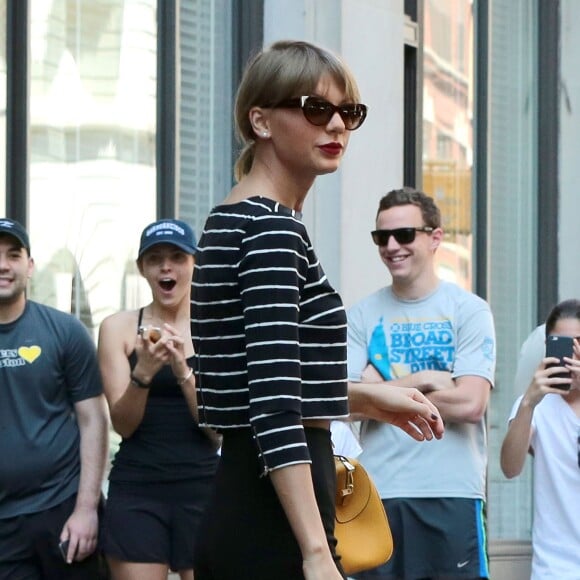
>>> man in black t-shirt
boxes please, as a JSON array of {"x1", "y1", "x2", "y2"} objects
[{"x1": 0, "y1": 218, "x2": 109, "y2": 579}]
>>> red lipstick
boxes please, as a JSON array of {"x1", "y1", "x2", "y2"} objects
[{"x1": 318, "y1": 142, "x2": 343, "y2": 155}]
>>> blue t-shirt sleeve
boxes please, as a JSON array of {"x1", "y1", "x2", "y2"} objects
[{"x1": 63, "y1": 317, "x2": 103, "y2": 402}]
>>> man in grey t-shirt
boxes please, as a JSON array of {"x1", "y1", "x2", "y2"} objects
[
  {"x1": 347, "y1": 189, "x2": 496, "y2": 580},
  {"x1": 0, "y1": 218, "x2": 108, "y2": 579}
]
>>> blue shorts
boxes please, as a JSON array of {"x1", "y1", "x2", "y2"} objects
[
  {"x1": 354, "y1": 498, "x2": 489, "y2": 580},
  {"x1": 0, "y1": 493, "x2": 107, "y2": 580},
  {"x1": 101, "y1": 479, "x2": 213, "y2": 572}
]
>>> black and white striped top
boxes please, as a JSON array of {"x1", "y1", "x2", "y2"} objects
[{"x1": 191, "y1": 197, "x2": 349, "y2": 473}]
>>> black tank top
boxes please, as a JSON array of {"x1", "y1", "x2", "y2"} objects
[{"x1": 109, "y1": 309, "x2": 218, "y2": 484}]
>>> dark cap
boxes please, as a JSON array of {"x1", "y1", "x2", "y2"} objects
[
  {"x1": 138, "y1": 219, "x2": 197, "y2": 259},
  {"x1": 0, "y1": 218, "x2": 30, "y2": 253}
]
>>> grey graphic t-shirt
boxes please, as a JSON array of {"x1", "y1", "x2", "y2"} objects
[{"x1": 347, "y1": 281, "x2": 495, "y2": 499}]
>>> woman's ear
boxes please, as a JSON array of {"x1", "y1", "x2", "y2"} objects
[{"x1": 249, "y1": 106, "x2": 271, "y2": 140}]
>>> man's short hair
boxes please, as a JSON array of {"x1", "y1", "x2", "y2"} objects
[{"x1": 376, "y1": 187, "x2": 441, "y2": 229}]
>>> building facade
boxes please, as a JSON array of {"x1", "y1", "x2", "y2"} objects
[{"x1": 2, "y1": 0, "x2": 578, "y2": 577}]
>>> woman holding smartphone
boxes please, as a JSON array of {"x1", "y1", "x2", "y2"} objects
[
  {"x1": 191, "y1": 40, "x2": 443, "y2": 580},
  {"x1": 500, "y1": 298, "x2": 580, "y2": 579},
  {"x1": 98, "y1": 219, "x2": 218, "y2": 580}
]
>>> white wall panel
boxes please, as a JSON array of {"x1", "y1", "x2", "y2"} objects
[
  {"x1": 340, "y1": 0, "x2": 404, "y2": 308},
  {"x1": 263, "y1": 0, "x2": 404, "y2": 307},
  {"x1": 559, "y1": 0, "x2": 580, "y2": 300}
]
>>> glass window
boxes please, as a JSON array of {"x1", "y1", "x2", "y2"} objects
[
  {"x1": 422, "y1": 0, "x2": 539, "y2": 545},
  {"x1": 178, "y1": 0, "x2": 233, "y2": 238},
  {"x1": 424, "y1": 0, "x2": 539, "y2": 544},
  {"x1": 486, "y1": 0, "x2": 538, "y2": 541},
  {"x1": 422, "y1": 0, "x2": 474, "y2": 291},
  {"x1": 28, "y1": 0, "x2": 158, "y2": 337},
  {"x1": 0, "y1": 0, "x2": 6, "y2": 213}
]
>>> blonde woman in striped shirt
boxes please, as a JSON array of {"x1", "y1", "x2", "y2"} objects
[{"x1": 191, "y1": 40, "x2": 443, "y2": 580}]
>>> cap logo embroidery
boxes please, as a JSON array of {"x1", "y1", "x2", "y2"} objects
[{"x1": 145, "y1": 222, "x2": 185, "y2": 238}]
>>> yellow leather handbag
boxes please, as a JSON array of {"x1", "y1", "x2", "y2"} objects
[{"x1": 334, "y1": 455, "x2": 393, "y2": 575}]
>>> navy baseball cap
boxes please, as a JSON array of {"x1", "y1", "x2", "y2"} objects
[
  {"x1": 0, "y1": 218, "x2": 30, "y2": 253},
  {"x1": 138, "y1": 219, "x2": 197, "y2": 258}
]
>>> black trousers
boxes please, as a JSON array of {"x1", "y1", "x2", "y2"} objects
[
  {"x1": 193, "y1": 427, "x2": 345, "y2": 579},
  {"x1": 0, "y1": 494, "x2": 108, "y2": 580}
]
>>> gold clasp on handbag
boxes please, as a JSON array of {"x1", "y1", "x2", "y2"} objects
[{"x1": 338, "y1": 456, "x2": 356, "y2": 503}]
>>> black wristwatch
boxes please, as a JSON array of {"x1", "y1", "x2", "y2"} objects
[{"x1": 130, "y1": 373, "x2": 150, "y2": 389}]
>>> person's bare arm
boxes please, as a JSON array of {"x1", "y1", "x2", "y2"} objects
[
  {"x1": 163, "y1": 323, "x2": 222, "y2": 448},
  {"x1": 59, "y1": 396, "x2": 108, "y2": 563},
  {"x1": 270, "y1": 464, "x2": 343, "y2": 579},
  {"x1": 97, "y1": 313, "x2": 152, "y2": 438},
  {"x1": 162, "y1": 322, "x2": 198, "y2": 420},
  {"x1": 425, "y1": 375, "x2": 491, "y2": 423},
  {"x1": 361, "y1": 364, "x2": 455, "y2": 392},
  {"x1": 500, "y1": 399, "x2": 534, "y2": 479},
  {"x1": 99, "y1": 313, "x2": 176, "y2": 438},
  {"x1": 501, "y1": 357, "x2": 573, "y2": 478},
  {"x1": 348, "y1": 381, "x2": 444, "y2": 440}
]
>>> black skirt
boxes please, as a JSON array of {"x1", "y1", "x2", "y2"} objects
[{"x1": 193, "y1": 426, "x2": 345, "y2": 579}]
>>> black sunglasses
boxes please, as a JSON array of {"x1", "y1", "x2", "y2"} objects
[
  {"x1": 371, "y1": 227, "x2": 434, "y2": 246},
  {"x1": 266, "y1": 96, "x2": 368, "y2": 131}
]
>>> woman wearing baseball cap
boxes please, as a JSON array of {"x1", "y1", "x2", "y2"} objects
[{"x1": 98, "y1": 219, "x2": 219, "y2": 580}]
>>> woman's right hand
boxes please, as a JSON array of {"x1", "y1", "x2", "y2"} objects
[
  {"x1": 302, "y1": 550, "x2": 344, "y2": 580},
  {"x1": 270, "y1": 463, "x2": 344, "y2": 580},
  {"x1": 524, "y1": 357, "x2": 572, "y2": 406},
  {"x1": 132, "y1": 328, "x2": 171, "y2": 382}
]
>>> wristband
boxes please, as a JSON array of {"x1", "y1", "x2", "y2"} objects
[
  {"x1": 177, "y1": 367, "x2": 194, "y2": 386},
  {"x1": 130, "y1": 373, "x2": 150, "y2": 389}
]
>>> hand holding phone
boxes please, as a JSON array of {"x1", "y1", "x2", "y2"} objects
[
  {"x1": 58, "y1": 538, "x2": 70, "y2": 562},
  {"x1": 545, "y1": 335, "x2": 574, "y2": 389}
]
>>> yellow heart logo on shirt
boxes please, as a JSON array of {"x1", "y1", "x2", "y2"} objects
[{"x1": 18, "y1": 346, "x2": 42, "y2": 363}]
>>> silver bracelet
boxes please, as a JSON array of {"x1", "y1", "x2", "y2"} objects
[{"x1": 177, "y1": 367, "x2": 194, "y2": 385}]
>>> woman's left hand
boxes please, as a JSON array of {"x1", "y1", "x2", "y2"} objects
[
  {"x1": 158, "y1": 323, "x2": 190, "y2": 381},
  {"x1": 564, "y1": 337, "x2": 580, "y2": 389},
  {"x1": 367, "y1": 386, "x2": 445, "y2": 441}
]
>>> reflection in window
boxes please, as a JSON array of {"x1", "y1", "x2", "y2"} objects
[
  {"x1": 28, "y1": 0, "x2": 158, "y2": 333},
  {"x1": 0, "y1": 0, "x2": 6, "y2": 212},
  {"x1": 178, "y1": 0, "x2": 233, "y2": 236},
  {"x1": 486, "y1": 1, "x2": 538, "y2": 542},
  {"x1": 422, "y1": 0, "x2": 473, "y2": 292},
  {"x1": 423, "y1": 0, "x2": 540, "y2": 545},
  {"x1": 30, "y1": 247, "x2": 92, "y2": 329}
]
